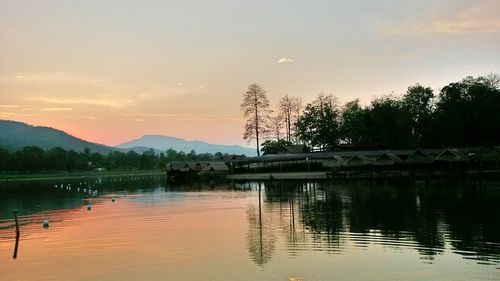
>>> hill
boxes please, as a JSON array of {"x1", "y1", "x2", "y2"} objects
[
  {"x1": 0, "y1": 120, "x2": 114, "y2": 154},
  {"x1": 117, "y1": 135, "x2": 256, "y2": 156}
]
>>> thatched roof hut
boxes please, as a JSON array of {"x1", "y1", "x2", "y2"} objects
[
  {"x1": 187, "y1": 161, "x2": 209, "y2": 172},
  {"x1": 343, "y1": 155, "x2": 373, "y2": 167},
  {"x1": 322, "y1": 155, "x2": 345, "y2": 168},
  {"x1": 478, "y1": 145, "x2": 500, "y2": 162},
  {"x1": 433, "y1": 148, "x2": 464, "y2": 162},
  {"x1": 200, "y1": 161, "x2": 230, "y2": 174},
  {"x1": 166, "y1": 162, "x2": 191, "y2": 172},
  {"x1": 406, "y1": 150, "x2": 432, "y2": 165},
  {"x1": 372, "y1": 152, "x2": 403, "y2": 166}
]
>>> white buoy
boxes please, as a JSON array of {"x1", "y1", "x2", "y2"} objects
[
  {"x1": 87, "y1": 204, "x2": 92, "y2": 211},
  {"x1": 43, "y1": 219, "x2": 49, "y2": 228},
  {"x1": 112, "y1": 198, "x2": 116, "y2": 202}
]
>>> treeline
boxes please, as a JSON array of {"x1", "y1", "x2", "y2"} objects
[
  {"x1": 245, "y1": 74, "x2": 500, "y2": 154},
  {"x1": 0, "y1": 147, "x2": 237, "y2": 172}
]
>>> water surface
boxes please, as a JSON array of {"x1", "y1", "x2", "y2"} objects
[{"x1": 1, "y1": 177, "x2": 499, "y2": 280}]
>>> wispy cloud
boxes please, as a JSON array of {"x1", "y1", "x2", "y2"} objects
[
  {"x1": 276, "y1": 57, "x2": 295, "y2": 64},
  {"x1": 41, "y1": 107, "x2": 73, "y2": 111},
  {"x1": 0, "y1": 104, "x2": 21, "y2": 109},
  {"x1": 379, "y1": 1, "x2": 500, "y2": 36}
]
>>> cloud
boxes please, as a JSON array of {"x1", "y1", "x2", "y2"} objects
[
  {"x1": 41, "y1": 107, "x2": 73, "y2": 111},
  {"x1": 0, "y1": 105, "x2": 21, "y2": 109},
  {"x1": 379, "y1": 1, "x2": 500, "y2": 35},
  {"x1": 276, "y1": 57, "x2": 295, "y2": 64}
]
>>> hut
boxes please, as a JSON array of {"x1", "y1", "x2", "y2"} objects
[
  {"x1": 343, "y1": 155, "x2": 373, "y2": 167},
  {"x1": 372, "y1": 152, "x2": 403, "y2": 166},
  {"x1": 166, "y1": 162, "x2": 191, "y2": 173},
  {"x1": 166, "y1": 161, "x2": 193, "y2": 180},
  {"x1": 322, "y1": 155, "x2": 345, "y2": 168},
  {"x1": 200, "y1": 161, "x2": 230, "y2": 177},
  {"x1": 433, "y1": 148, "x2": 464, "y2": 162},
  {"x1": 187, "y1": 161, "x2": 208, "y2": 172},
  {"x1": 405, "y1": 149, "x2": 432, "y2": 165}
]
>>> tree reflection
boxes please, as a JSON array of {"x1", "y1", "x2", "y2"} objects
[
  {"x1": 257, "y1": 179, "x2": 500, "y2": 265},
  {"x1": 246, "y1": 183, "x2": 276, "y2": 266}
]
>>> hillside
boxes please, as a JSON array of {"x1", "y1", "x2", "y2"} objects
[
  {"x1": 117, "y1": 135, "x2": 256, "y2": 156},
  {"x1": 0, "y1": 120, "x2": 114, "y2": 154}
]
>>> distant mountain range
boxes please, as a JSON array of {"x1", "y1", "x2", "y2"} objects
[
  {"x1": 0, "y1": 120, "x2": 255, "y2": 156},
  {"x1": 0, "y1": 120, "x2": 113, "y2": 154},
  {"x1": 117, "y1": 135, "x2": 255, "y2": 156}
]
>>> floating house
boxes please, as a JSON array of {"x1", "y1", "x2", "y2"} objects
[
  {"x1": 343, "y1": 155, "x2": 373, "y2": 167},
  {"x1": 406, "y1": 150, "x2": 433, "y2": 165},
  {"x1": 433, "y1": 148, "x2": 464, "y2": 162},
  {"x1": 372, "y1": 152, "x2": 403, "y2": 166},
  {"x1": 200, "y1": 162, "x2": 230, "y2": 177}
]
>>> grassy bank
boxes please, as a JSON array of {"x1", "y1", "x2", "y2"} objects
[{"x1": 0, "y1": 170, "x2": 165, "y2": 182}]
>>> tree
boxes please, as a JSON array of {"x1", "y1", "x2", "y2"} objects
[
  {"x1": 278, "y1": 95, "x2": 302, "y2": 142},
  {"x1": 368, "y1": 95, "x2": 411, "y2": 148},
  {"x1": 430, "y1": 74, "x2": 500, "y2": 146},
  {"x1": 402, "y1": 84, "x2": 434, "y2": 146},
  {"x1": 340, "y1": 99, "x2": 369, "y2": 146},
  {"x1": 267, "y1": 113, "x2": 284, "y2": 141},
  {"x1": 261, "y1": 139, "x2": 292, "y2": 155},
  {"x1": 296, "y1": 94, "x2": 341, "y2": 150},
  {"x1": 241, "y1": 83, "x2": 271, "y2": 156}
]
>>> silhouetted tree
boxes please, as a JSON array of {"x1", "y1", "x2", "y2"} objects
[
  {"x1": 340, "y1": 99, "x2": 370, "y2": 146},
  {"x1": 241, "y1": 83, "x2": 271, "y2": 156},
  {"x1": 402, "y1": 84, "x2": 434, "y2": 147},
  {"x1": 296, "y1": 94, "x2": 341, "y2": 150}
]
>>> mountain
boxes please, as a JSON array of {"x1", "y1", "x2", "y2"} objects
[
  {"x1": 0, "y1": 120, "x2": 114, "y2": 154},
  {"x1": 117, "y1": 135, "x2": 256, "y2": 156}
]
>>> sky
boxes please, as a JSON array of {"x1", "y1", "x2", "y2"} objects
[{"x1": 1, "y1": 0, "x2": 499, "y2": 147}]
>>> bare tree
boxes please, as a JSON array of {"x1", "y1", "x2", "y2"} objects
[
  {"x1": 279, "y1": 95, "x2": 293, "y2": 142},
  {"x1": 268, "y1": 112, "x2": 284, "y2": 140},
  {"x1": 279, "y1": 95, "x2": 304, "y2": 143},
  {"x1": 241, "y1": 83, "x2": 271, "y2": 156},
  {"x1": 291, "y1": 96, "x2": 303, "y2": 143}
]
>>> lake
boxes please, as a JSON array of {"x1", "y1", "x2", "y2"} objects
[{"x1": 1, "y1": 176, "x2": 499, "y2": 280}]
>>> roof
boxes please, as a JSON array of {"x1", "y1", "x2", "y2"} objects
[
  {"x1": 434, "y1": 148, "x2": 464, "y2": 162},
  {"x1": 372, "y1": 152, "x2": 403, "y2": 166},
  {"x1": 322, "y1": 155, "x2": 345, "y2": 168},
  {"x1": 343, "y1": 155, "x2": 373, "y2": 167},
  {"x1": 406, "y1": 150, "x2": 432, "y2": 164},
  {"x1": 167, "y1": 161, "x2": 190, "y2": 171},
  {"x1": 200, "y1": 161, "x2": 230, "y2": 174}
]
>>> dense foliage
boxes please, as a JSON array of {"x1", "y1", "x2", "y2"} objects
[
  {"x1": 0, "y1": 147, "x2": 236, "y2": 172},
  {"x1": 293, "y1": 74, "x2": 500, "y2": 150}
]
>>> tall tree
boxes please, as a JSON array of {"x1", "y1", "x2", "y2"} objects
[
  {"x1": 340, "y1": 99, "x2": 369, "y2": 146},
  {"x1": 267, "y1": 112, "x2": 284, "y2": 141},
  {"x1": 402, "y1": 84, "x2": 434, "y2": 146},
  {"x1": 296, "y1": 94, "x2": 341, "y2": 150},
  {"x1": 278, "y1": 95, "x2": 302, "y2": 142},
  {"x1": 241, "y1": 83, "x2": 271, "y2": 156}
]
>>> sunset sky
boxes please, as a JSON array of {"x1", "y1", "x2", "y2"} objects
[{"x1": 1, "y1": 0, "x2": 499, "y2": 147}]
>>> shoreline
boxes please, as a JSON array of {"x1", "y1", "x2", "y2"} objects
[{"x1": 0, "y1": 170, "x2": 165, "y2": 182}]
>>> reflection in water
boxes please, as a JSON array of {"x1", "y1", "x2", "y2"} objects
[
  {"x1": 246, "y1": 183, "x2": 276, "y2": 266},
  {"x1": 261, "y1": 180, "x2": 500, "y2": 266},
  {"x1": 0, "y1": 177, "x2": 499, "y2": 280}
]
